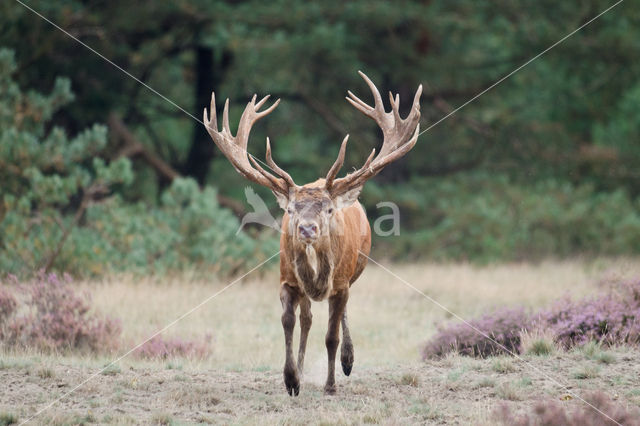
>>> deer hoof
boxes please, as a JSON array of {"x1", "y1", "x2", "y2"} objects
[
  {"x1": 324, "y1": 384, "x2": 337, "y2": 395},
  {"x1": 341, "y1": 361, "x2": 352, "y2": 376},
  {"x1": 284, "y1": 370, "x2": 300, "y2": 396},
  {"x1": 286, "y1": 383, "x2": 300, "y2": 396},
  {"x1": 341, "y1": 343, "x2": 354, "y2": 376}
]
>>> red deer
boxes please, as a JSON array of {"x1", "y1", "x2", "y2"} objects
[{"x1": 203, "y1": 72, "x2": 422, "y2": 395}]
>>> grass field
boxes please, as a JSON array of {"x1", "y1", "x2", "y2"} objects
[{"x1": 2, "y1": 258, "x2": 640, "y2": 424}]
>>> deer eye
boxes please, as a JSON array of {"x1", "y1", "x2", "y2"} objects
[
  {"x1": 327, "y1": 208, "x2": 334, "y2": 214},
  {"x1": 287, "y1": 208, "x2": 293, "y2": 215}
]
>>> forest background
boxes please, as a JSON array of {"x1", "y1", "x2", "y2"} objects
[{"x1": 2, "y1": 0, "x2": 639, "y2": 277}]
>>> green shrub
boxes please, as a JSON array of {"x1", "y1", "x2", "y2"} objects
[
  {"x1": 77, "y1": 178, "x2": 278, "y2": 276},
  {"x1": 0, "y1": 48, "x2": 278, "y2": 277},
  {"x1": 369, "y1": 172, "x2": 640, "y2": 262}
]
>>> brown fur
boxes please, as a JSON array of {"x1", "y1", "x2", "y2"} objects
[
  {"x1": 280, "y1": 180, "x2": 372, "y2": 299},
  {"x1": 278, "y1": 179, "x2": 371, "y2": 395}
]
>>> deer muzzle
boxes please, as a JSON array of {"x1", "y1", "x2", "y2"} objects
[{"x1": 298, "y1": 222, "x2": 318, "y2": 242}]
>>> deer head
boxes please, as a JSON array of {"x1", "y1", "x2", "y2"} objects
[{"x1": 203, "y1": 71, "x2": 422, "y2": 245}]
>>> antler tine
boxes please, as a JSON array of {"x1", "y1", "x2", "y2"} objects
[
  {"x1": 257, "y1": 98, "x2": 281, "y2": 118},
  {"x1": 222, "y1": 98, "x2": 231, "y2": 133},
  {"x1": 325, "y1": 134, "x2": 350, "y2": 188},
  {"x1": 389, "y1": 91, "x2": 402, "y2": 125},
  {"x1": 413, "y1": 84, "x2": 423, "y2": 109},
  {"x1": 265, "y1": 137, "x2": 296, "y2": 188},
  {"x1": 396, "y1": 85, "x2": 422, "y2": 148},
  {"x1": 249, "y1": 154, "x2": 286, "y2": 190},
  {"x1": 352, "y1": 148, "x2": 376, "y2": 177},
  {"x1": 408, "y1": 85, "x2": 423, "y2": 130},
  {"x1": 358, "y1": 70, "x2": 384, "y2": 111},
  {"x1": 330, "y1": 148, "x2": 376, "y2": 191},
  {"x1": 203, "y1": 92, "x2": 217, "y2": 132},
  {"x1": 346, "y1": 91, "x2": 373, "y2": 115},
  {"x1": 203, "y1": 91, "x2": 294, "y2": 195},
  {"x1": 328, "y1": 72, "x2": 422, "y2": 197},
  {"x1": 255, "y1": 94, "x2": 271, "y2": 109}
]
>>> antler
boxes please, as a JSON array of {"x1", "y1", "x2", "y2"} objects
[
  {"x1": 203, "y1": 93, "x2": 296, "y2": 196},
  {"x1": 325, "y1": 71, "x2": 422, "y2": 195}
]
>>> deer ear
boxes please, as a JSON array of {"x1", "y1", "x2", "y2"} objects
[
  {"x1": 273, "y1": 190, "x2": 289, "y2": 210},
  {"x1": 335, "y1": 186, "x2": 363, "y2": 210}
]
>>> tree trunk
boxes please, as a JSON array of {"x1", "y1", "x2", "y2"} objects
[{"x1": 183, "y1": 46, "x2": 232, "y2": 184}]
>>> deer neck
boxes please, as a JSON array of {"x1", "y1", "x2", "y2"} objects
[{"x1": 291, "y1": 235, "x2": 334, "y2": 301}]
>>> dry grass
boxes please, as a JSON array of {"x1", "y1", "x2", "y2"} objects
[
  {"x1": 83, "y1": 258, "x2": 640, "y2": 371},
  {"x1": 491, "y1": 357, "x2": 517, "y2": 374},
  {"x1": 496, "y1": 382, "x2": 521, "y2": 401},
  {"x1": 578, "y1": 341, "x2": 617, "y2": 364},
  {"x1": 520, "y1": 328, "x2": 558, "y2": 356},
  {"x1": 4, "y1": 346, "x2": 640, "y2": 425},
  {"x1": 572, "y1": 364, "x2": 601, "y2": 379},
  {"x1": 399, "y1": 372, "x2": 420, "y2": 387},
  {"x1": 3, "y1": 258, "x2": 640, "y2": 424}
]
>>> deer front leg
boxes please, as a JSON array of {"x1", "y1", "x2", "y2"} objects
[
  {"x1": 297, "y1": 295, "x2": 312, "y2": 376},
  {"x1": 324, "y1": 288, "x2": 349, "y2": 395},
  {"x1": 281, "y1": 283, "x2": 300, "y2": 396},
  {"x1": 340, "y1": 310, "x2": 354, "y2": 376}
]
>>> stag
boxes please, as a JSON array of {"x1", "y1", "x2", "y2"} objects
[{"x1": 203, "y1": 72, "x2": 422, "y2": 395}]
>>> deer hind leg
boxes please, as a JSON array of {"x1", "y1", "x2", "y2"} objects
[
  {"x1": 324, "y1": 288, "x2": 349, "y2": 395},
  {"x1": 340, "y1": 310, "x2": 354, "y2": 376},
  {"x1": 280, "y1": 283, "x2": 301, "y2": 396},
  {"x1": 297, "y1": 295, "x2": 312, "y2": 377}
]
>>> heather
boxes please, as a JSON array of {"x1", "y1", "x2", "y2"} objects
[
  {"x1": 0, "y1": 273, "x2": 221, "y2": 360},
  {"x1": 494, "y1": 391, "x2": 640, "y2": 426},
  {"x1": 422, "y1": 308, "x2": 528, "y2": 358},
  {"x1": 423, "y1": 278, "x2": 640, "y2": 358},
  {"x1": 540, "y1": 279, "x2": 640, "y2": 349},
  {"x1": 0, "y1": 272, "x2": 121, "y2": 353}
]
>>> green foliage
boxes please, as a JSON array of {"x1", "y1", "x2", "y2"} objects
[
  {"x1": 2, "y1": 0, "x2": 640, "y2": 266},
  {"x1": 592, "y1": 81, "x2": 640, "y2": 191},
  {"x1": 0, "y1": 49, "x2": 277, "y2": 277},
  {"x1": 75, "y1": 178, "x2": 278, "y2": 276},
  {"x1": 0, "y1": 48, "x2": 132, "y2": 274},
  {"x1": 370, "y1": 172, "x2": 640, "y2": 262}
]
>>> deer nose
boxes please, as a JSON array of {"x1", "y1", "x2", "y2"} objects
[{"x1": 298, "y1": 223, "x2": 318, "y2": 239}]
